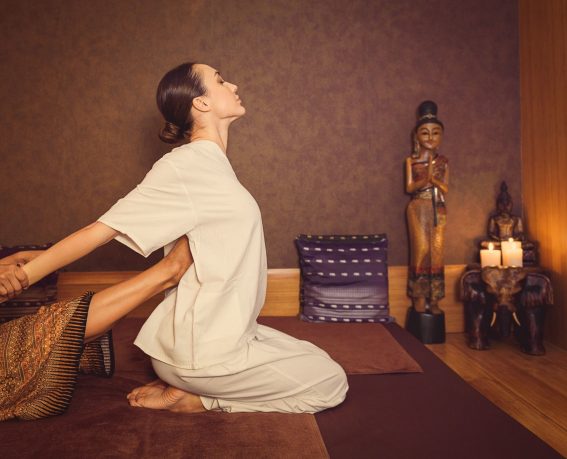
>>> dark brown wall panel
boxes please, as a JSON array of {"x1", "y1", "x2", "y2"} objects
[{"x1": 0, "y1": 0, "x2": 520, "y2": 271}]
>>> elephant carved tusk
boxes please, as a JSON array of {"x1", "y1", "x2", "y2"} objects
[
  {"x1": 513, "y1": 312, "x2": 521, "y2": 327},
  {"x1": 490, "y1": 312, "x2": 497, "y2": 328}
]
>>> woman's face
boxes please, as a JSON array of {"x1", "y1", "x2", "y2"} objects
[
  {"x1": 194, "y1": 64, "x2": 245, "y2": 120},
  {"x1": 416, "y1": 123, "x2": 443, "y2": 152}
]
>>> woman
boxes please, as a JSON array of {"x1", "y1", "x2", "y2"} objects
[
  {"x1": 405, "y1": 100, "x2": 449, "y2": 314},
  {"x1": 2, "y1": 62, "x2": 348, "y2": 415}
]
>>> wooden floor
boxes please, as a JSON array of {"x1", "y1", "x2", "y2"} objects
[{"x1": 427, "y1": 334, "x2": 567, "y2": 456}]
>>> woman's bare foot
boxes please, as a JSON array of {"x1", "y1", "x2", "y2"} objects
[
  {"x1": 161, "y1": 236, "x2": 193, "y2": 288},
  {"x1": 127, "y1": 381, "x2": 205, "y2": 413},
  {"x1": 134, "y1": 378, "x2": 167, "y2": 391}
]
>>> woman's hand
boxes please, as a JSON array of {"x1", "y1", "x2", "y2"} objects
[
  {"x1": 0, "y1": 264, "x2": 29, "y2": 303},
  {"x1": 0, "y1": 252, "x2": 27, "y2": 266}
]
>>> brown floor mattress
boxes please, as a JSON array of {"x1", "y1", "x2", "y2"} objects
[{"x1": 0, "y1": 318, "x2": 561, "y2": 458}]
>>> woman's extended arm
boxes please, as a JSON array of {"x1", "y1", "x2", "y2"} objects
[{"x1": 22, "y1": 221, "x2": 119, "y2": 286}]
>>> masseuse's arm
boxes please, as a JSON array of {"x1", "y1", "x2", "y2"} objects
[{"x1": 22, "y1": 222, "x2": 119, "y2": 286}]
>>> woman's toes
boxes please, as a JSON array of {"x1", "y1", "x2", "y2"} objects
[{"x1": 127, "y1": 386, "x2": 142, "y2": 398}]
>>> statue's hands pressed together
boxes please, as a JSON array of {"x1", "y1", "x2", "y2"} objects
[{"x1": 427, "y1": 158, "x2": 434, "y2": 180}]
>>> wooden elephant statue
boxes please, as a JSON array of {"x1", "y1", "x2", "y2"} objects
[{"x1": 460, "y1": 267, "x2": 553, "y2": 355}]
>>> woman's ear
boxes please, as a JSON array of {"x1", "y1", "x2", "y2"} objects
[{"x1": 192, "y1": 97, "x2": 210, "y2": 112}]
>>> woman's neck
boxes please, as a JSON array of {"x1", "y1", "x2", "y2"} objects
[{"x1": 190, "y1": 123, "x2": 230, "y2": 154}]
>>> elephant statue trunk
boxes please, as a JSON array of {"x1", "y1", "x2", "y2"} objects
[{"x1": 495, "y1": 305, "x2": 513, "y2": 339}]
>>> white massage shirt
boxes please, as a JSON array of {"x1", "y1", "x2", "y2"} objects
[{"x1": 98, "y1": 140, "x2": 267, "y2": 372}]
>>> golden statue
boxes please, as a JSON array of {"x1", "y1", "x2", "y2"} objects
[{"x1": 405, "y1": 101, "x2": 449, "y2": 314}]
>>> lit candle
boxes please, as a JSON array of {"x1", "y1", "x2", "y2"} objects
[
  {"x1": 481, "y1": 242, "x2": 501, "y2": 267},
  {"x1": 501, "y1": 237, "x2": 521, "y2": 252},
  {"x1": 502, "y1": 238, "x2": 523, "y2": 267}
]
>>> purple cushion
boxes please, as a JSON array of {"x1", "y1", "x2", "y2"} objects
[{"x1": 295, "y1": 234, "x2": 392, "y2": 323}]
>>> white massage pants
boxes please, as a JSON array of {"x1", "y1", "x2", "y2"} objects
[{"x1": 151, "y1": 324, "x2": 349, "y2": 413}]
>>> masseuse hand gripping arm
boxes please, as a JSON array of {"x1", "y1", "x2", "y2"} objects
[{"x1": 0, "y1": 222, "x2": 118, "y2": 303}]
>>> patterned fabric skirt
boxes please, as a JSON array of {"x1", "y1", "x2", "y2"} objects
[
  {"x1": 406, "y1": 198, "x2": 446, "y2": 301},
  {"x1": 0, "y1": 292, "x2": 114, "y2": 421}
]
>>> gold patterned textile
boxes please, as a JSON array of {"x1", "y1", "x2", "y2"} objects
[
  {"x1": 407, "y1": 196, "x2": 446, "y2": 300},
  {"x1": 79, "y1": 331, "x2": 114, "y2": 377},
  {"x1": 0, "y1": 292, "x2": 113, "y2": 421}
]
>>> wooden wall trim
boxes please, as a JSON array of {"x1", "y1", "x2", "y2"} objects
[{"x1": 58, "y1": 264, "x2": 467, "y2": 333}]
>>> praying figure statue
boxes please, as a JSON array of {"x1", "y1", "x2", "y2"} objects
[{"x1": 405, "y1": 100, "x2": 449, "y2": 315}]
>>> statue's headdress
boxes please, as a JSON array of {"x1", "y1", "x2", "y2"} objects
[{"x1": 415, "y1": 100, "x2": 444, "y2": 130}]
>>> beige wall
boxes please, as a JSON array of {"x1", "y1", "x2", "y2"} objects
[
  {"x1": 0, "y1": 0, "x2": 520, "y2": 271},
  {"x1": 520, "y1": 0, "x2": 567, "y2": 348}
]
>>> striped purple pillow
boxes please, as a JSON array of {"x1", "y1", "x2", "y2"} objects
[{"x1": 295, "y1": 234, "x2": 392, "y2": 323}]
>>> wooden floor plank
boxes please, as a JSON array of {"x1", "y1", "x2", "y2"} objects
[
  {"x1": 428, "y1": 334, "x2": 567, "y2": 457},
  {"x1": 445, "y1": 339, "x2": 567, "y2": 427}
]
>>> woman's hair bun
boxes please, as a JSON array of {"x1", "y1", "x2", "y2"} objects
[
  {"x1": 159, "y1": 120, "x2": 187, "y2": 144},
  {"x1": 156, "y1": 62, "x2": 206, "y2": 145}
]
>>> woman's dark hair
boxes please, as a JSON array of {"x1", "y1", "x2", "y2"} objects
[{"x1": 156, "y1": 62, "x2": 206, "y2": 144}]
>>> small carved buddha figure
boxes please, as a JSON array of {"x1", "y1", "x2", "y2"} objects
[
  {"x1": 480, "y1": 182, "x2": 537, "y2": 265},
  {"x1": 488, "y1": 182, "x2": 524, "y2": 242}
]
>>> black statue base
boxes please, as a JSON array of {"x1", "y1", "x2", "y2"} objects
[{"x1": 405, "y1": 307, "x2": 446, "y2": 344}]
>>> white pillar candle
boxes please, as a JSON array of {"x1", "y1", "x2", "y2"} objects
[
  {"x1": 481, "y1": 243, "x2": 502, "y2": 267},
  {"x1": 501, "y1": 237, "x2": 521, "y2": 252},
  {"x1": 503, "y1": 246, "x2": 523, "y2": 267},
  {"x1": 501, "y1": 238, "x2": 523, "y2": 266}
]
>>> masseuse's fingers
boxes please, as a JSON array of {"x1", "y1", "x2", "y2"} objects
[
  {"x1": 0, "y1": 264, "x2": 25, "y2": 301},
  {"x1": 0, "y1": 281, "x2": 15, "y2": 301},
  {"x1": 15, "y1": 264, "x2": 29, "y2": 289},
  {"x1": 0, "y1": 277, "x2": 19, "y2": 299}
]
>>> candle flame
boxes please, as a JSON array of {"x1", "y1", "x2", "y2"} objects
[
  {"x1": 488, "y1": 243, "x2": 494, "y2": 251},
  {"x1": 508, "y1": 237, "x2": 514, "y2": 242}
]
